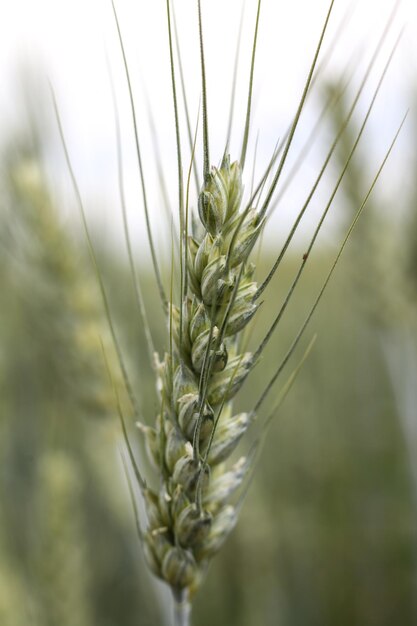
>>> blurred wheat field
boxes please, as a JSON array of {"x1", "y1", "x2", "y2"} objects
[{"x1": 1, "y1": 1, "x2": 417, "y2": 625}]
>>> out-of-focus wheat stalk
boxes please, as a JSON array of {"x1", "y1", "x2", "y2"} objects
[{"x1": 0, "y1": 140, "x2": 120, "y2": 626}]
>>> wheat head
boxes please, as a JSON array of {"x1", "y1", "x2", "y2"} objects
[{"x1": 52, "y1": 0, "x2": 406, "y2": 624}]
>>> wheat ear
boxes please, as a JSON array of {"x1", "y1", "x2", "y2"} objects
[
  {"x1": 133, "y1": 0, "x2": 330, "y2": 614},
  {"x1": 109, "y1": 1, "x2": 407, "y2": 624},
  {"x1": 51, "y1": 0, "x2": 406, "y2": 623}
]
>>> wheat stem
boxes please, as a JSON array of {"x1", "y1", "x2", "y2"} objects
[{"x1": 172, "y1": 588, "x2": 191, "y2": 626}]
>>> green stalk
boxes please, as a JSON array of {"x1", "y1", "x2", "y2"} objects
[{"x1": 173, "y1": 588, "x2": 191, "y2": 626}]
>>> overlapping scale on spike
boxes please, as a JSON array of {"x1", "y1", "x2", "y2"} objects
[{"x1": 135, "y1": 156, "x2": 263, "y2": 595}]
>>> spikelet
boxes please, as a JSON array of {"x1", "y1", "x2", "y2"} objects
[{"x1": 137, "y1": 156, "x2": 258, "y2": 597}]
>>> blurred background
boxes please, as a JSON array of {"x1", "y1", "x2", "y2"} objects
[{"x1": 1, "y1": 1, "x2": 417, "y2": 625}]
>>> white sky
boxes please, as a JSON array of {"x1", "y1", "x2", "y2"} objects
[{"x1": 0, "y1": 0, "x2": 415, "y2": 257}]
